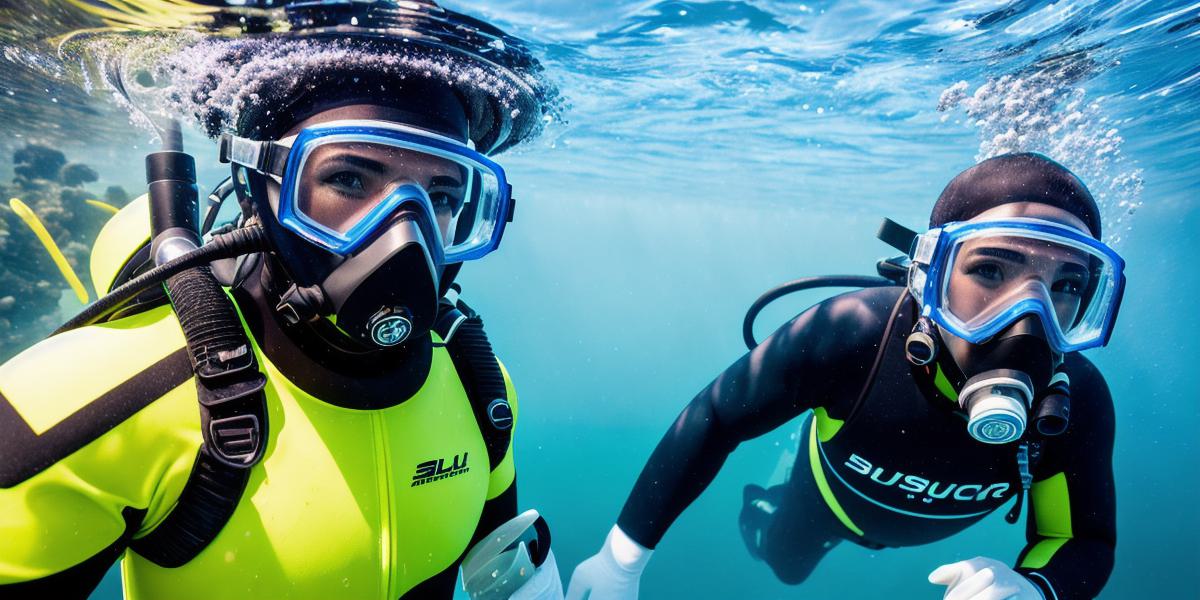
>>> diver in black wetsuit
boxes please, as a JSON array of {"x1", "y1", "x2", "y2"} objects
[{"x1": 567, "y1": 153, "x2": 1125, "y2": 600}]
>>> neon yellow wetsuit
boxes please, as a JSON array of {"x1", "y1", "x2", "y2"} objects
[{"x1": 0, "y1": 204, "x2": 519, "y2": 599}]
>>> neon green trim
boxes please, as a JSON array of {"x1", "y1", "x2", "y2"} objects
[
  {"x1": 813, "y1": 407, "x2": 844, "y2": 443},
  {"x1": 807, "y1": 419, "x2": 864, "y2": 537},
  {"x1": 1031, "y1": 472, "x2": 1073, "y2": 537},
  {"x1": 1019, "y1": 472, "x2": 1073, "y2": 569},
  {"x1": 1021, "y1": 538, "x2": 1071, "y2": 569},
  {"x1": 933, "y1": 364, "x2": 959, "y2": 402}
]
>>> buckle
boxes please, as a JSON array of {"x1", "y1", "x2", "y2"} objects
[
  {"x1": 198, "y1": 370, "x2": 268, "y2": 469},
  {"x1": 208, "y1": 414, "x2": 262, "y2": 465}
]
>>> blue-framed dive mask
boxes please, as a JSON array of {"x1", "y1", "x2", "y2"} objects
[
  {"x1": 221, "y1": 119, "x2": 514, "y2": 262},
  {"x1": 907, "y1": 218, "x2": 1126, "y2": 354}
]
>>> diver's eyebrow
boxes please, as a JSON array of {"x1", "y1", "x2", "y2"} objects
[
  {"x1": 428, "y1": 175, "x2": 464, "y2": 189},
  {"x1": 324, "y1": 154, "x2": 389, "y2": 174},
  {"x1": 969, "y1": 247, "x2": 1027, "y2": 263}
]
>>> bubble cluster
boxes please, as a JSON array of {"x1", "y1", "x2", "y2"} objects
[
  {"x1": 67, "y1": 29, "x2": 559, "y2": 152},
  {"x1": 938, "y1": 58, "x2": 1144, "y2": 245}
]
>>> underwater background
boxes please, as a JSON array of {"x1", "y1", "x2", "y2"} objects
[{"x1": 0, "y1": 0, "x2": 1197, "y2": 598}]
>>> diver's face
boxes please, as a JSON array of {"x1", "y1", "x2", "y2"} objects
[
  {"x1": 297, "y1": 140, "x2": 466, "y2": 240},
  {"x1": 940, "y1": 203, "x2": 1091, "y2": 361},
  {"x1": 946, "y1": 204, "x2": 1092, "y2": 332},
  {"x1": 271, "y1": 103, "x2": 469, "y2": 244}
]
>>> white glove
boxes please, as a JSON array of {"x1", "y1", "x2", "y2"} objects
[
  {"x1": 929, "y1": 556, "x2": 1045, "y2": 600},
  {"x1": 565, "y1": 526, "x2": 652, "y2": 600}
]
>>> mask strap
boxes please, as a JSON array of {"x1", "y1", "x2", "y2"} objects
[
  {"x1": 219, "y1": 134, "x2": 291, "y2": 178},
  {"x1": 876, "y1": 218, "x2": 920, "y2": 255}
]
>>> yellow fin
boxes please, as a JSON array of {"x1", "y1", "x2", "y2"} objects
[
  {"x1": 8, "y1": 198, "x2": 90, "y2": 305},
  {"x1": 85, "y1": 199, "x2": 120, "y2": 215}
]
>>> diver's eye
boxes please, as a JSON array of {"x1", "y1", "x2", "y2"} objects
[
  {"x1": 1052, "y1": 278, "x2": 1084, "y2": 296},
  {"x1": 967, "y1": 262, "x2": 1004, "y2": 283},
  {"x1": 324, "y1": 171, "x2": 367, "y2": 193},
  {"x1": 430, "y1": 192, "x2": 461, "y2": 214}
]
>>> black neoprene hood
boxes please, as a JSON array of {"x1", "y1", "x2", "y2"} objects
[{"x1": 931, "y1": 153, "x2": 1102, "y2": 238}]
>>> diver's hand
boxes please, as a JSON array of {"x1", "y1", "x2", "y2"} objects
[
  {"x1": 565, "y1": 526, "x2": 651, "y2": 600},
  {"x1": 928, "y1": 557, "x2": 1045, "y2": 600}
]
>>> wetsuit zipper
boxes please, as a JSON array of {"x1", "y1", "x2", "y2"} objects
[{"x1": 371, "y1": 412, "x2": 395, "y2": 600}]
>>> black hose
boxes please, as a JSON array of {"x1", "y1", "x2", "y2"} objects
[
  {"x1": 202, "y1": 177, "x2": 236, "y2": 235},
  {"x1": 54, "y1": 226, "x2": 268, "y2": 335},
  {"x1": 742, "y1": 275, "x2": 895, "y2": 350}
]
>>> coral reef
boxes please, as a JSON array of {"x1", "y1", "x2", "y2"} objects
[{"x1": 0, "y1": 143, "x2": 128, "y2": 361}]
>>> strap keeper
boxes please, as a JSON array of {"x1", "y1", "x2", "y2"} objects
[
  {"x1": 195, "y1": 342, "x2": 257, "y2": 384},
  {"x1": 220, "y1": 135, "x2": 290, "y2": 177},
  {"x1": 197, "y1": 373, "x2": 268, "y2": 468}
]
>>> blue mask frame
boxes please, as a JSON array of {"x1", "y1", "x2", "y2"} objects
[
  {"x1": 908, "y1": 218, "x2": 1126, "y2": 353},
  {"x1": 224, "y1": 120, "x2": 514, "y2": 260}
]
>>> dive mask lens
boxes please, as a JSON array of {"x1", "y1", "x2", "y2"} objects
[
  {"x1": 293, "y1": 140, "x2": 467, "y2": 237},
  {"x1": 915, "y1": 219, "x2": 1125, "y2": 353}
]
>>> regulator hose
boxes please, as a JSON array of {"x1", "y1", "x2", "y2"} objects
[
  {"x1": 54, "y1": 226, "x2": 268, "y2": 335},
  {"x1": 742, "y1": 275, "x2": 895, "y2": 350}
]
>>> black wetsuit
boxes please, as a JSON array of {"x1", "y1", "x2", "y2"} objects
[{"x1": 617, "y1": 287, "x2": 1115, "y2": 600}]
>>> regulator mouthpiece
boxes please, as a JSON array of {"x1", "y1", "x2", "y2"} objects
[{"x1": 960, "y1": 369, "x2": 1032, "y2": 444}]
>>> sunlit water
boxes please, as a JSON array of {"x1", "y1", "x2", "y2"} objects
[{"x1": 1, "y1": 1, "x2": 1198, "y2": 598}]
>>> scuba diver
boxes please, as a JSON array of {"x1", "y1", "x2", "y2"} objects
[
  {"x1": 568, "y1": 153, "x2": 1124, "y2": 600},
  {"x1": 0, "y1": 1, "x2": 561, "y2": 599}
]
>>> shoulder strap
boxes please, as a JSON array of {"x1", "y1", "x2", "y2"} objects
[
  {"x1": 130, "y1": 264, "x2": 268, "y2": 567},
  {"x1": 435, "y1": 287, "x2": 514, "y2": 472}
]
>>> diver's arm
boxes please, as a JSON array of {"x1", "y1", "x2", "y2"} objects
[
  {"x1": 0, "y1": 496, "x2": 144, "y2": 598},
  {"x1": 475, "y1": 482, "x2": 519, "y2": 545},
  {"x1": 463, "y1": 364, "x2": 565, "y2": 600},
  {"x1": 0, "y1": 407, "x2": 176, "y2": 598},
  {"x1": 1015, "y1": 355, "x2": 1117, "y2": 600},
  {"x1": 0, "y1": 321, "x2": 199, "y2": 598},
  {"x1": 477, "y1": 359, "x2": 522, "y2": 543},
  {"x1": 615, "y1": 287, "x2": 900, "y2": 549}
]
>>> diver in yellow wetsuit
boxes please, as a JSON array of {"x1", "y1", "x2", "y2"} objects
[{"x1": 0, "y1": 2, "x2": 561, "y2": 599}]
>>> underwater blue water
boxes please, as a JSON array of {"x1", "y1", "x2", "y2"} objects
[{"x1": 0, "y1": 0, "x2": 1196, "y2": 598}]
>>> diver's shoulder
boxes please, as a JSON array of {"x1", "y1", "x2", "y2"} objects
[
  {"x1": 766, "y1": 285, "x2": 905, "y2": 362},
  {"x1": 0, "y1": 304, "x2": 187, "y2": 391},
  {"x1": 812, "y1": 285, "x2": 907, "y2": 339},
  {"x1": 824, "y1": 285, "x2": 907, "y2": 311},
  {"x1": 0, "y1": 304, "x2": 193, "y2": 487},
  {"x1": 1060, "y1": 352, "x2": 1115, "y2": 437},
  {"x1": 1062, "y1": 353, "x2": 1111, "y2": 398}
]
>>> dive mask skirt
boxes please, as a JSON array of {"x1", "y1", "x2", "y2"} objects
[
  {"x1": 222, "y1": 119, "x2": 513, "y2": 260},
  {"x1": 907, "y1": 218, "x2": 1125, "y2": 354}
]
